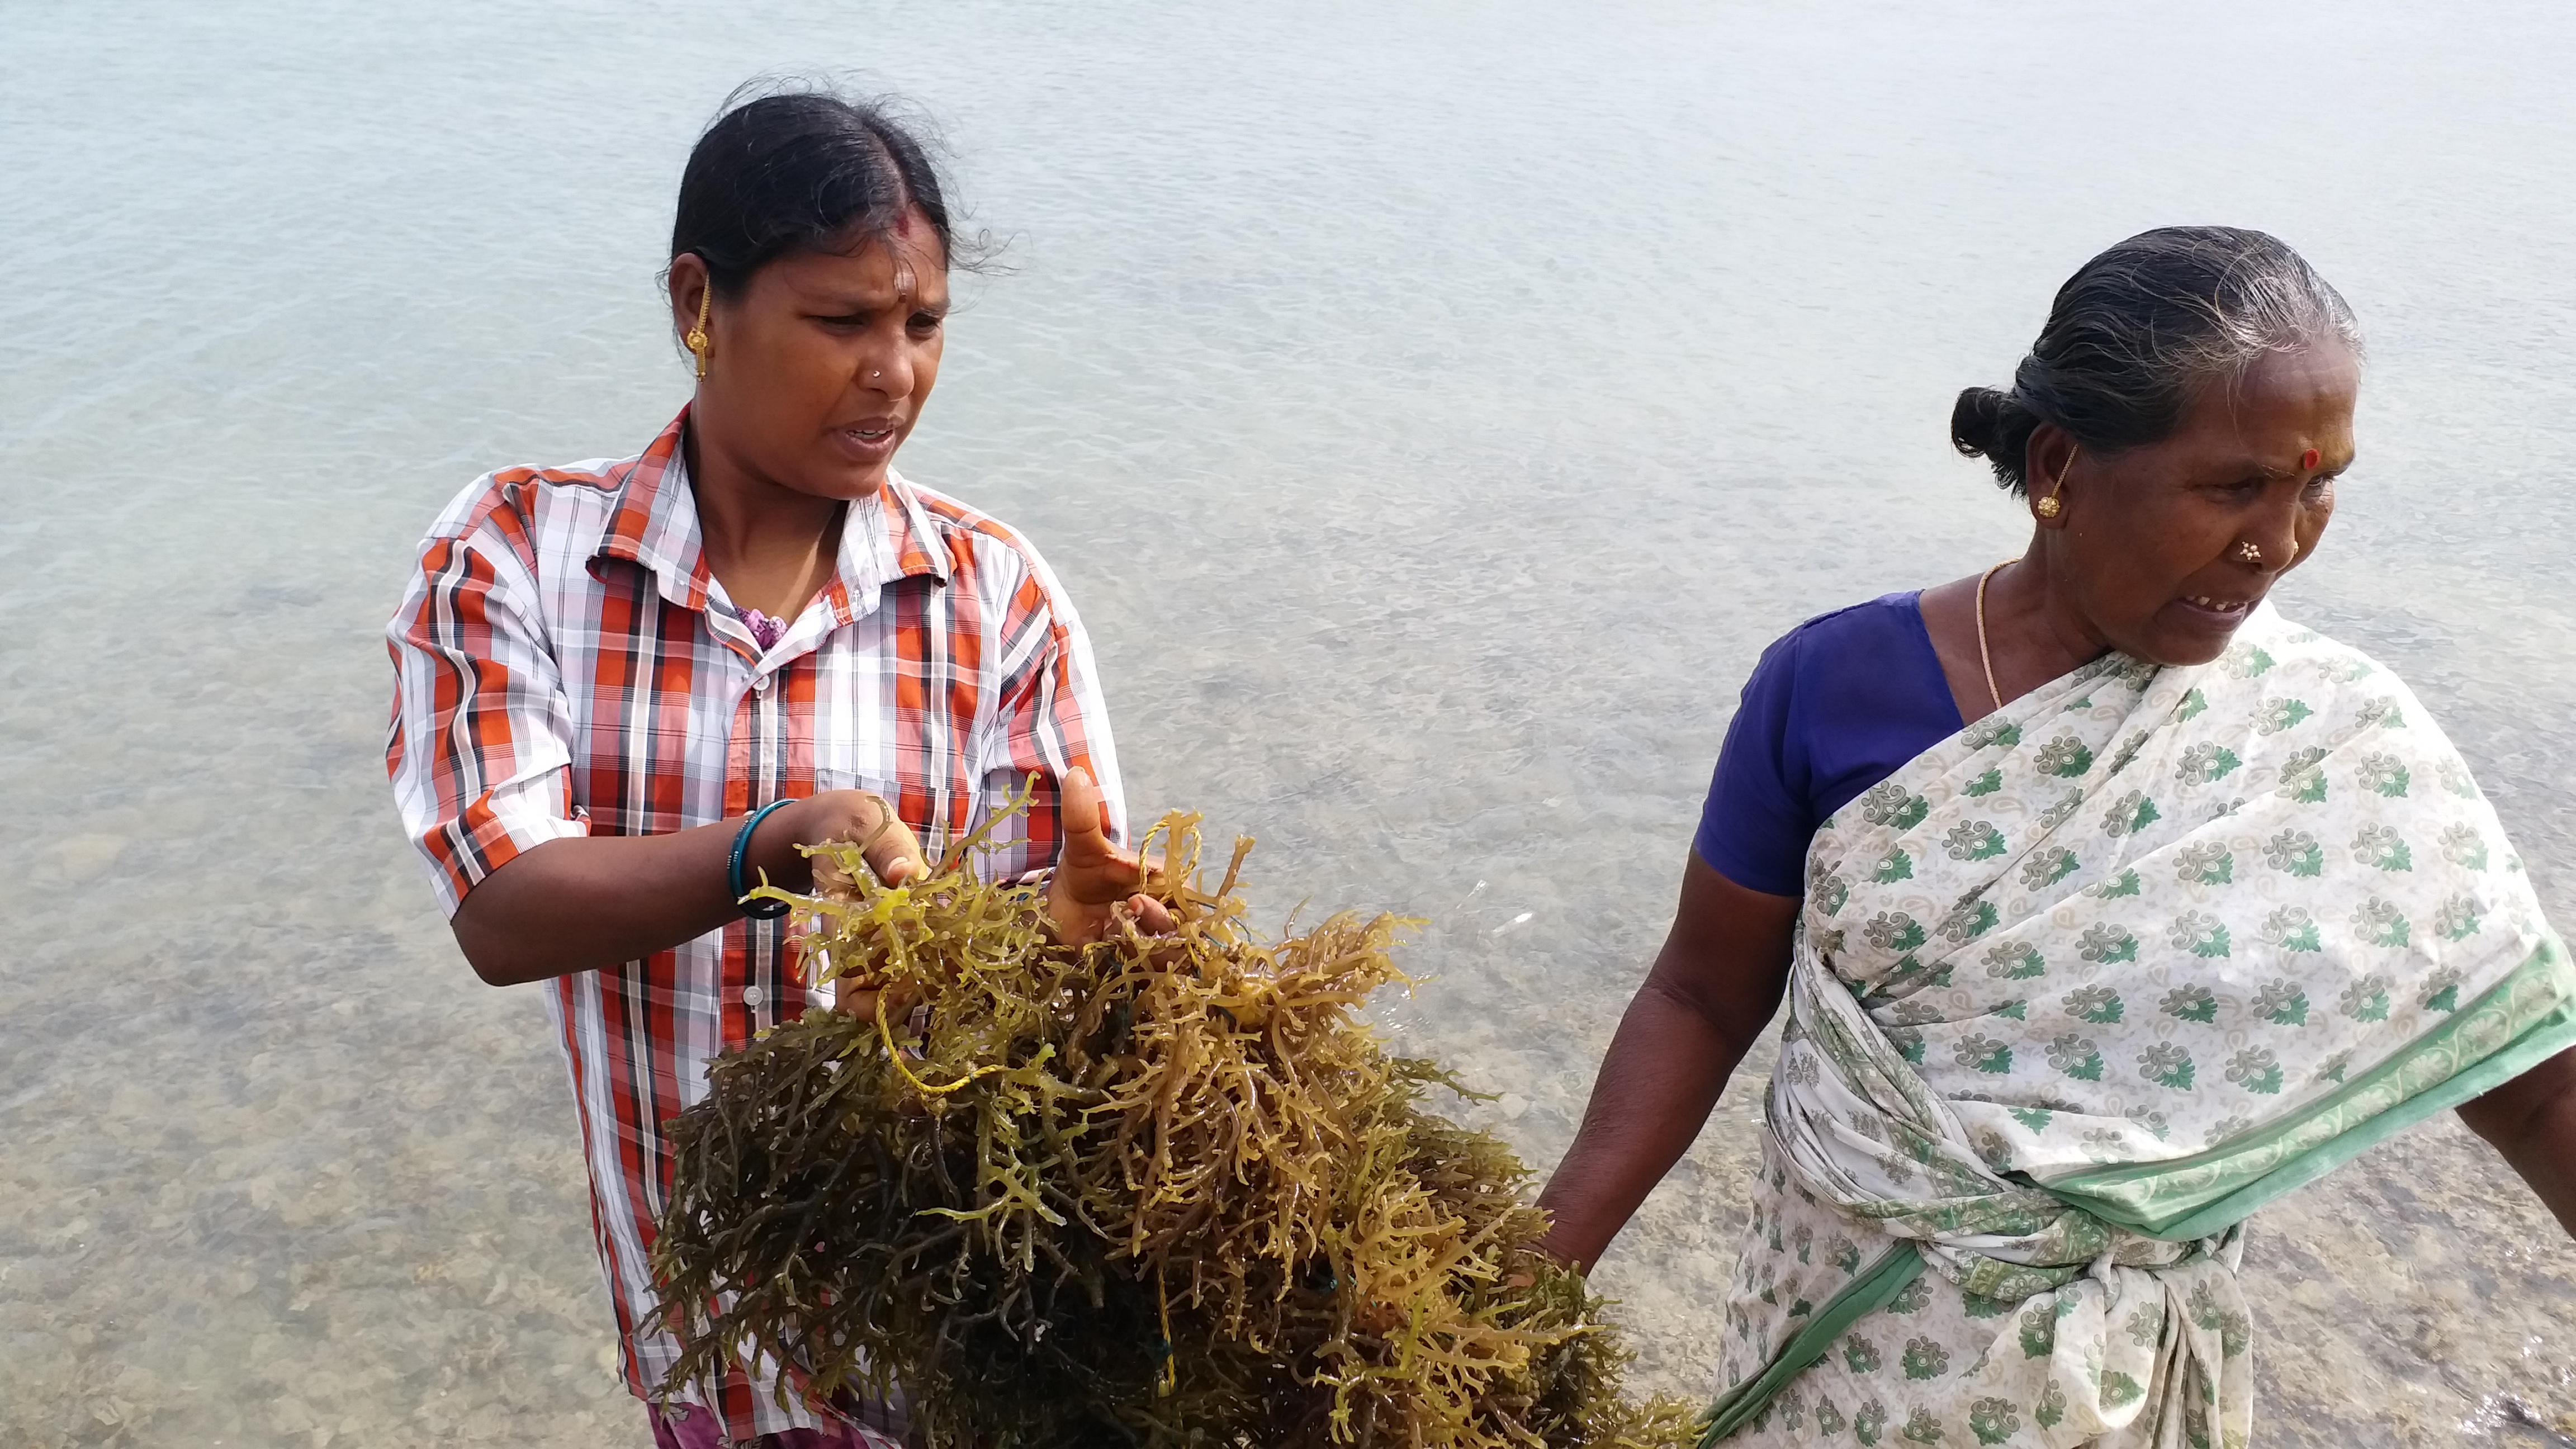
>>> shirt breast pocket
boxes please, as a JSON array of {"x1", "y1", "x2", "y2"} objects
[
  {"x1": 813, "y1": 766, "x2": 903, "y2": 810},
  {"x1": 812, "y1": 765, "x2": 950, "y2": 837}
]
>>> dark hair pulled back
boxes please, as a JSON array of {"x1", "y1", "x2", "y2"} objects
[
  {"x1": 671, "y1": 83, "x2": 966, "y2": 298},
  {"x1": 1952, "y1": 226, "x2": 2362, "y2": 495}
]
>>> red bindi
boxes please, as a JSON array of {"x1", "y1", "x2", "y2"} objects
[{"x1": 2301, "y1": 447, "x2": 2321, "y2": 471}]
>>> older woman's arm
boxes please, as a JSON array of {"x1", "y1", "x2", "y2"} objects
[
  {"x1": 1534, "y1": 853, "x2": 1802, "y2": 1270},
  {"x1": 2458, "y1": 1046, "x2": 2576, "y2": 1238}
]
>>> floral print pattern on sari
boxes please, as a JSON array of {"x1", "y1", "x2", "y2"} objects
[{"x1": 1707, "y1": 605, "x2": 2576, "y2": 1448}]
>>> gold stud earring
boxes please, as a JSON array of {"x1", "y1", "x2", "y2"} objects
[
  {"x1": 685, "y1": 285, "x2": 713, "y2": 380},
  {"x1": 2034, "y1": 446, "x2": 2077, "y2": 519}
]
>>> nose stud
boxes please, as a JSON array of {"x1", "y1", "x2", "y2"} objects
[
  {"x1": 2301, "y1": 447, "x2": 2320, "y2": 471},
  {"x1": 2235, "y1": 542, "x2": 2264, "y2": 565}
]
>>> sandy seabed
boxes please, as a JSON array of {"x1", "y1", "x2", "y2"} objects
[
  {"x1": 7, "y1": 843, "x2": 2572, "y2": 1447},
  {"x1": 10, "y1": 0, "x2": 2576, "y2": 1442}
]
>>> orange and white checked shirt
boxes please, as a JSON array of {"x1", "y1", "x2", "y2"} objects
[{"x1": 385, "y1": 408, "x2": 1125, "y2": 1440}]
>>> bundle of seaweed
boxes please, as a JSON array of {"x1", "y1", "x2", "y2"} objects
[{"x1": 650, "y1": 803, "x2": 1696, "y2": 1449}]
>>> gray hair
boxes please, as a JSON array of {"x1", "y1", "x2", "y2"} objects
[{"x1": 1952, "y1": 226, "x2": 2364, "y2": 495}]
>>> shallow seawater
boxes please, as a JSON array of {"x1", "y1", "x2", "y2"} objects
[{"x1": 4, "y1": 1, "x2": 2574, "y2": 1444}]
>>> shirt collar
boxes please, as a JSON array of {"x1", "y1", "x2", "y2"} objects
[{"x1": 591, "y1": 406, "x2": 950, "y2": 626}]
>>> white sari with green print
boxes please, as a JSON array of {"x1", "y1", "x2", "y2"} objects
[{"x1": 1701, "y1": 604, "x2": 2576, "y2": 1449}]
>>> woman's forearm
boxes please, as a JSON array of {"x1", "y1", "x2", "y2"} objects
[
  {"x1": 1536, "y1": 855, "x2": 1801, "y2": 1270},
  {"x1": 2505, "y1": 1091, "x2": 2576, "y2": 1238},
  {"x1": 1535, "y1": 980, "x2": 1758, "y2": 1270},
  {"x1": 446, "y1": 793, "x2": 901, "y2": 986},
  {"x1": 2463, "y1": 1046, "x2": 2576, "y2": 1238},
  {"x1": 449, "y1": 823, "x2": 760, "y2": 985},
  {"x1": 447, "y1": 774, "x2": 1150, "y2": 988}
]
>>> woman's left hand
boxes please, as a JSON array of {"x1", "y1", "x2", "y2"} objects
[{"x1": 1046, "y1": 766, "x2": 1175, "y2": 946}]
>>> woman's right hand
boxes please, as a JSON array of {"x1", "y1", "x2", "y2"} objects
[
  {"x1": 757, "y1": 790, "x2": 931, "y2": 1021},
  {"x1": 759, "y1": 789, "x2": 930, "y2": 892}
]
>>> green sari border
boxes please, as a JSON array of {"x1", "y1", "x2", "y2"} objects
[
  {"x1": 1694, "y1": 936, "x2": 2575, "y2": 1441},
  {"x1": 1694, "y1": 1245, "x2": 1925, "y2": 1446},
  {"x1": 2035, "y1": 934, "x2": 2576, "y2": 1240}
]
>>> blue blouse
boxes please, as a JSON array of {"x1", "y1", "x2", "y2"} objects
[{"x1": 1692, "y1": 593, "x2": 1964, "y2": 897}]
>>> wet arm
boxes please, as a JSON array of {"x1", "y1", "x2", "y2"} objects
[
  {"x1": 2459, "y1": 1045, "x2": 2576, "y2": 1238},
  {"x1": 1534, "y1": 853, "x2": 1801, "y2": 1269}
]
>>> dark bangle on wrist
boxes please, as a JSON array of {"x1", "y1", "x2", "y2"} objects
[{"x1": 728, "y1": 799, "x2": 796, "y2": 919}]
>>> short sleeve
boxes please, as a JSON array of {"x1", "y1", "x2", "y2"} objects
[
  {"x1": 963, "y1": 525, "x2": 1126, "y2": 879},
  {"x1": 384, "y1": 520, "x2": 591, "y2": 915},
  {"x1": 1692, "y1": 632, "x2": 1814, "y2": 897}
]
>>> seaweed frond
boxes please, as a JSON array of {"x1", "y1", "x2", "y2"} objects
[{"x1": 653, "y1": 798, "x2": 1693, "y2": 1448}]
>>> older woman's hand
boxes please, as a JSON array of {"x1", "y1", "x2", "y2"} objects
[{"x1": 1046, "y1": 766, "x2": 1175, "y2": 945}]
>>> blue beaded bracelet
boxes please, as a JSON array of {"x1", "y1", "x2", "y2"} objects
[{"x1": 728, "y1": 799, "x2": 795, "y2": 920}]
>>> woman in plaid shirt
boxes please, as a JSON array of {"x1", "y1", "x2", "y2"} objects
[{"x1": 385, "y1": 88, "x2": 1163, "y2": 1446}]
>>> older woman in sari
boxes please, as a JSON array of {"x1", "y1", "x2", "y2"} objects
[{"x1": 1535, "y1": 226, "x2": 2576, "y2": 1448}]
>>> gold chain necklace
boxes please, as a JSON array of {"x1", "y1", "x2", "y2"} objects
[{"x1": 1974, "y1": 558, "x2": 2018, "y2": 714}]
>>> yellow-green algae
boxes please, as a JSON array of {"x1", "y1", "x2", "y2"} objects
[{"x1": 650, "y1": 802, "x2": 1696, "y2": 1448}]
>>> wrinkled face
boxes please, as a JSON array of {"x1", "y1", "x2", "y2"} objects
[
  {"x1": 2047, "y1": 343, "x2": 2357, "y2": 666},
  {"x1": 685, "y1": 211, "x2": 950, "y2": 499}
]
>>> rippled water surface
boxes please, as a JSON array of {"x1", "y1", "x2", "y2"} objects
[{"x1": 6, "y1": 1, "x2": 2575, "y2": 1444}]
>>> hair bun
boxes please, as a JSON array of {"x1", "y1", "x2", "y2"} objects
[
  {"x1": 1949, "y1": 386, "x2": 2013, "y2": 460},
  {"x1": 1949, "y1": 385, "x2": 2042, "y2": 494}
]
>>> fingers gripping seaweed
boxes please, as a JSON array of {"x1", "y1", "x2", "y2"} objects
[{"x1": 651, "y1": 797, "x2": 1694, "y2": 1448}]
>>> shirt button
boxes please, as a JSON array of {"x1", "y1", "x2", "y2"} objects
[
  {"x1": 751, "y1": 674, "x2": 771, "y2": 694},
  {"x1": 741, "y1": 984, "x2": 766, "y2": 1007}
]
